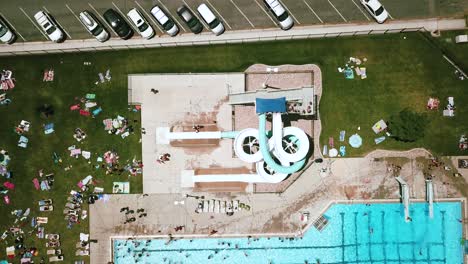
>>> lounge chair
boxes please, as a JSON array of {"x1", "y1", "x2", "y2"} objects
[
  {"x1": 40, "y1": 205, "x2": 53, "y2": 211},
  {"x1": 233, "y1": 200, "x2": 239, "y2": 211},
  {"x1": 46, "y1": 234, "x2": 60, "y2": 241},
  {"x1": 49, "y1": 255, "x2": 64, "y2": 262},
  {"x1": 75, "y1": 249, "x2": 89, "y2": 256},
  {"x1": 38, "y1": 199, "x2": 52, "y2": 206},
  {"x1": 46, "y1": 241, "x2": 61, "y2": 248}
]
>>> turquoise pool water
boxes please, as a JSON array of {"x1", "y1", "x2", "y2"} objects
[{"x1": 113, "y1": 202, "x2": 463, "y2": 264}]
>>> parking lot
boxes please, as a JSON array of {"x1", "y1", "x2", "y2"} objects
[{"x1": 0, "y1": 0, "x2": 465, "y2": 42}]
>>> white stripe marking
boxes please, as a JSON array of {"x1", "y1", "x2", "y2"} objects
[
  {"x1": 327, "y1": 0, "x2": 347, "y2": 22},
  {"x1": 134, "y1": 0, "x2": 164, "y2": 34},
  {"x1": 278, "y1": 0, "x2": 300, "y2": 24},
  {"x1": 302, "y1": 0, "x2": 323, "y2": 23},
  {"x1": 229, "y1": 0, "x2": 255, "y2": 28},
  {"x1": 205, "y1": 0, "x2": 232, "y2": 29},
  {"x1": 65, "y1": 4, "x2": 83, "y2": 24},
  {"x1": 43, "y1": 6, "x2": 72, "y2": 39},
  {"x1": 88, "y1": 3, "x2": 117, "y2": 37},
  {"x1": 181, "y1": 0, "x2": 209, "y2": 30},
  {"x1": 351, "y1": 0, "x2": 371, "y2": 21},
  {"x1": 388, "y1": 12, "x2": 394, "y2": 20},
  {"x1": 157, "y1": 0, "x2": 187, "y2": 33},
  {"x1": 19, "y1": 7, "x2": 48, "y2": 40},
  {"x1": 253, "y1": 0, "x2": 276, "y2": 25},
  {"x1": 0, "y1": 12, "x2": 26, "y2": 41}
]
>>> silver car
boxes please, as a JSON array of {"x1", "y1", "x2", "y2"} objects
[{"x1": 79, "y1": 11, "x2": 110, "y2": 42}]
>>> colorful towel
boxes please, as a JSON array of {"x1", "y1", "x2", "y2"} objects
[
  {"x1": 33, "y1": 178, "x2": 40, "y2": 190},
  {"x1": 79, "y1": 110, "x2": 90, "y2": 116},
  {"x1": 103, "y1": 119, "x2": 113, "y2": 130}
]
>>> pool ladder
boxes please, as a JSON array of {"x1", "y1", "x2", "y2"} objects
[{"x1": 395, "y1": 176, "x2": 410, "y2": 222}]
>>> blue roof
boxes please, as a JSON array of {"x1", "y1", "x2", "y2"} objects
[{"x1": 255, "y1": 97, "x2": 286, "y2": 114}]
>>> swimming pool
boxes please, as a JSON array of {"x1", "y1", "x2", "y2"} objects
[{"x1": 113, "y1": 202, "x2": 463, "y2": 264}]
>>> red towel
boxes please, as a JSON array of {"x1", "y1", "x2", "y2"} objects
[
  {"x1": 3, "y1": 181, "x2": 15, "y2": 190},
  {"x1": 79, "y1": 110, "x2": 90, "y2": 116}
]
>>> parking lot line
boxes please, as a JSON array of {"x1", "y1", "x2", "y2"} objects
[
  {"x1": 388, "y1": 12, "x2": 394, "y2": 20},
  {"x1": 279, "y1": 0, "x2": 301, "y2": 24},
  {"x1": 19, "y1": 7, "x2": 48, "y2": 40},
  {"x1": 205, "y1": 0, "x2": 232, "y2": 29},
  {"x1": 302, "y1": 0, "x2": 323, "y2": 23},
  {"x1": 181, "y1": 0, "x2": 210, "y2": 30},
  {"x1": 65, "y1": 4, "x2": 83, "y2": 25},
  {"x1": 327, "y1": 0, "x2": 347, "y2": 22},
  {"x1": 43, "y1": 6, "x2": 72, "y2": 39},
  {"x1": 157, "y1": 0, "x2": 187, "y2": 33},
  {"x1": 253, "y1": 0, "x2": 277, "y2": 26},
  {"x1": 88, "y1": 3, "x2": 117, "y2": 37},
  {"x1": 0, "y1": 12, "x2": 26, "y2": 41},
  {"x1": 351, "y1": 0, "x2": 371, "y2": 21},
  {"x1": 229, "y1": 0, "x2": 255, "y2": 28},
  {"x1": 134, "y1": 0, "x2": 165, "y2": 34}
]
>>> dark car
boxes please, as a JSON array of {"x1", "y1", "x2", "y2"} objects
[
  {"x1": 103, "y1": 9, "x2": 133, "y2": 39},
  {"x1": 176, "y1": 5, "x2": 203, "y2": 34}
]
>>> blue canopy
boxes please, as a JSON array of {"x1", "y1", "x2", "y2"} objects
[{"x1": 255, "y1": 97, "x2": 286, "y2": 114}]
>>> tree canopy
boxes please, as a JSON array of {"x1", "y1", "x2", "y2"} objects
[{"x1": 389, "y1": 109, "x2": 428, "y2": 142}]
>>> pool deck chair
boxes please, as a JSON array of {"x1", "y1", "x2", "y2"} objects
[{"x1": 313, "y1": 214, "x2": 329, "y2": 232}]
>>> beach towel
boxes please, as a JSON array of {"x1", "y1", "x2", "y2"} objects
[
  {"x1": 344, "y1": 68, "x2": 354, "y2": 79},
  {"x1": 82, "y1": 151, "x2": 91, "y2": 160},
  {"x1": 339, "y1": 130, "x2": 345, "y2": 142},
  {"x1": 70, "y1": 148, "x2": 81, "y2": 157},
  {"x1": 92, "y1": 107, "x2": 102, "y2": 116},
  {"x1": 84, "y1": 102, "x2": 97, "y2": 109},
  {"x1": 44, "y1": 123, "x2": 54, "y2": 134},
  {"x1": 79, "y1": 110, "x2": 90, "y2": 116},
  {"x1": 103, "y1": 119, "x2": 113, "y2": 130},
  {"x1": 70, "y1": 104, "x2": 80, "y2": 111},
  {"x1": 33, "y1": 178, "x2": 40, "y2": 190},
  {"x1": 40, "y1": 181, "x2": 50, "y2": 191},
  {"x1": 85, "y1": 93, "x2": 96, "y2": 100},
  {"x1": 3, "y1": 195, "x2": 9, "y2": 204},
  {"x1": 360, "y1": 67, "x2": 367, "y2": 79},
  {"x1": 3, "y1": 182, "x2": 14, "y2": 190}
]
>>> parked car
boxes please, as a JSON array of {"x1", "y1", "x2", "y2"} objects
[
  {"x1": 0, "y1": 16, "x2": 16, "y2": 44},
  {"x1": 177, "y1": 5, "x2": 203, "y2": 34},
  {"x1": 263, "y1": 0, "x2": 293, "y2": 30},
  {"x1": 127, "y1": 8, "x2": 154, "y2": 39},
  {"x1": 79, "y1": 10, "x2": 109, "y2": 42},
  {"x1": 197, "y1": 3, "x2": 224, "y2": 36},
  {"x1": 34, "y1": 11, "x2": 64, "y2": 42},
  {"x1": 150, "y1": 5, "x2": 178, "y2": 36},
  {"x1": 360, "y1": 0, "x2": 388, "y2": 24},
  {"x1": 103, "y1": 9, "x2": 133, "y2": 39}
]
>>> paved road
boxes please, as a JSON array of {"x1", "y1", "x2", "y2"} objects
[{"x1": 0, "y1": 0, "x2": 465, "y2": 42}]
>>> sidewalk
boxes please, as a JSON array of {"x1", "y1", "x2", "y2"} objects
[{"x1": 0, "y1": 18, "x2": 465, "y2": 56}]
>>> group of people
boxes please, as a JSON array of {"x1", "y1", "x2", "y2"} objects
[
  {"x1": 121, "y1": 207, "x2": 148, "y2": 224},
  {"x1": 157, "y1": 153, "x2": 171, "y2": 164}
]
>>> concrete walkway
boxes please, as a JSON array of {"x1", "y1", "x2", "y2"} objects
[{"x1": 0, "y1": 18, "x2": 465, "y2": 56}]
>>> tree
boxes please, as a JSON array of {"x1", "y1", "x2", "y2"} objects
[{"x1": 388, "y1": 109, "x2": 428, "y2": 142}]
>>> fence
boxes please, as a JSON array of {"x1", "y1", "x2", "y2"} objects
[{"x1": 2, "y1": 17, "x2": 463, "y2": 57}]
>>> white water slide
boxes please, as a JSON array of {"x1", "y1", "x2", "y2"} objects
[{"x1": 167, "y1": 113, "x2": 310, "y2": 183}]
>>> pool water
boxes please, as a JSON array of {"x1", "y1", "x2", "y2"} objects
[{"x1": 113, "y1": 202, "x2": 463, "y2": 264}]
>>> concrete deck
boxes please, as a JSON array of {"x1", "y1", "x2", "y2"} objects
[
  {"x1": 129, "y1": 73, "x2": 248, "y2": 194},
  {"x1": 90, "y1": 148, "x2": 468, "y2": 264}
]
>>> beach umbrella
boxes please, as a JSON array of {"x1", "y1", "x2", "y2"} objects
[
  {"x1": 349, "y1": 134, "x2": 363, "y2": 148},
  {"x1": 329, "y1": 148, "x2": 338, "y2": 157}
]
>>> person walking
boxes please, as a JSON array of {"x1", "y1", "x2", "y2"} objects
[{"x1": 150, "y1": 89, "x2": 159, "y2": 94}]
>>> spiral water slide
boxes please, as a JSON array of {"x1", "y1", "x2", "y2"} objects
[{"x1": 168, "y1": 112, "x2": 309, "y2": 183}]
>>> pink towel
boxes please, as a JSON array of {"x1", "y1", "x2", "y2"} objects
[
  {"x1": 4, "y1": 195, "x2": 10, "y2": 204},
  {"x1": 3, "y1": 181, "x2": 15, "y2": 190},
  {"x1": 70, "y1": 104, "x2": 80, "y2": 111},
  {"x1": 33, "y1": 178, "x2": 40, "y2": 190}
]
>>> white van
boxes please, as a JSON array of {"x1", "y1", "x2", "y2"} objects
[
  {"x1": 263, "y1": 0, "x2": 293, "y2": 30},
  {"x1": 150, "y1": 5, "x2": 178, "y2": 37},
  {"x1": 197, "y1": 4, "x2": 224, "y2": 36},
  {"x1": 79, "y1": 11, "x2": 110, "y2": 42},
  {"x1": 127, "y1": 8, "x2": 155, "y2": 39}
]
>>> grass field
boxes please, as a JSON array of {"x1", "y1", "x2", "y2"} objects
[{"x1": 0, "y1": 32, "x2": 467, "y2": 262}]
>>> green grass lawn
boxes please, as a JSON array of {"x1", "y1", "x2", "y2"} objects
[{"x1": 0, "y1": 32, "x2": 467, "y2": 262}]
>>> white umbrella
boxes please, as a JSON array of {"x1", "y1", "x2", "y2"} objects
[{"x1": 329, "y1": 148, "x2": 338, "y2": 157}]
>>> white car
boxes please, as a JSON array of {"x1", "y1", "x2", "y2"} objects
[
  {"x1": 127, "y1": 8, "x2": 154, "y2": 39},
  {"x1": 0, "y1": 17, "x2": 15, "y2": 44},
  {"x1": 150, "y1": 5, "x2": 178, "y2": 37},
  {"x1": 263, "y1": 0, "x2": 293, "y2": 30},
  {"x1": 79, "y1": 11, "x2": 109, "y2": 42},
  {"x1": 197, "y1": 3, "x2": 224, "y2": 36},
  {"x1": 34, "y1": 11, "x2": 64, "y2": 42},
  {"x1": 360, "y1": 0, "x2": 388, "y2": 24}
]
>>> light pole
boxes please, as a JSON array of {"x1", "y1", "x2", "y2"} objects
[{"x1": 262, "y1": 67, "x2": 278, "y2": 88}]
